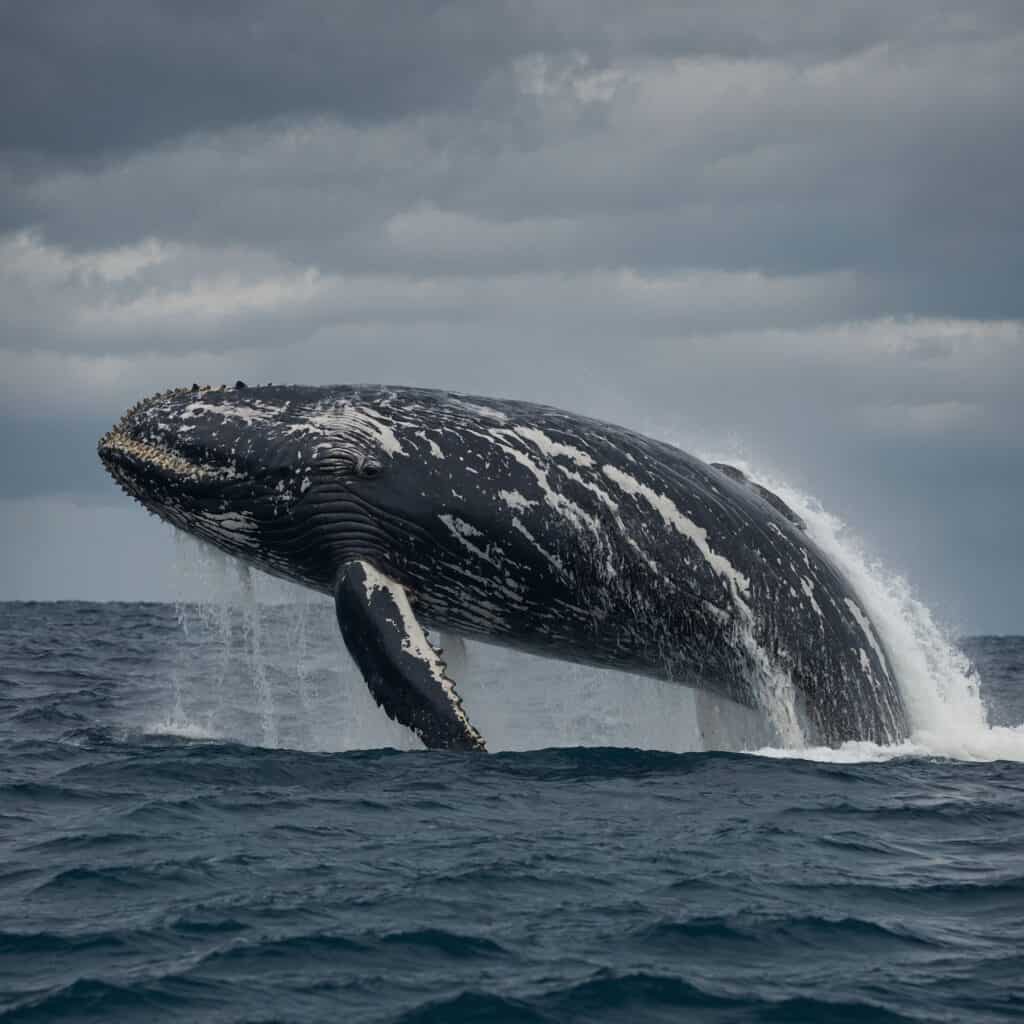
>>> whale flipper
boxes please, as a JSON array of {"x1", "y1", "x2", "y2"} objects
[{"x1": 334, "y1": 561, "x2": 486, "y2": 751}]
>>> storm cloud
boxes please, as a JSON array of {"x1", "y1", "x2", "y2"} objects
[{"x1": 1, "y1": 1, "x2": 1022, "y2": 630}]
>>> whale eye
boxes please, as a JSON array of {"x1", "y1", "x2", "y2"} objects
[{"x1": 357, "y1": 456, "x2": 383, "y2": 479}]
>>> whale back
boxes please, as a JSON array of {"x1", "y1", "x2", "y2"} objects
[{"x1": 347, "y1": 388, "x2": 907, "y2": 746}]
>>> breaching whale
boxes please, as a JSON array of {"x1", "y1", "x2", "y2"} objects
[{"x1": 98, "y1": 383, "x2": 907, "y2": 751}]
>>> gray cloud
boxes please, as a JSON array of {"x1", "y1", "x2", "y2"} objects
[
  {"x1": 5, "y1": 2, "x2": 1021, "y2": 164},
  {"x1": 0, "y1": 1, "x2": 544, "y2": 160},
  {"x1": 5, "y1": 24, "x2": 1022, "y2": 319},
  {"x1": 1, "y1": 1, "x2": 1022, "y2": 629}
]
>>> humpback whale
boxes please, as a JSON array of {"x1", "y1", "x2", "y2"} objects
[{"x1": 98, "y1": 384, "x2": 907, "y2": 751}]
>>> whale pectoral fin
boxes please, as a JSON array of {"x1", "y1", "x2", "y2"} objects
[
  {"x1": 333, "y1": 561, "x2": 486, "y2": 752},
  {"x1": 710, "y1": 463, "x2": 806, "y2": 531}
]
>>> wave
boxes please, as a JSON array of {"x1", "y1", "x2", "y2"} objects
[{"x1": 397, "y1": 972, "x2": 923, "y2": 1024}]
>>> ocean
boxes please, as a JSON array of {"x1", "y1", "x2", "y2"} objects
[{"x1": 2, "y1": 492, "x2": 1024, "y2": 1022}]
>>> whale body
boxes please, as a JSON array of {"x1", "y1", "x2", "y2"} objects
[{"x1": 98, "y1": 383, "x2": 907, "y2": 750}]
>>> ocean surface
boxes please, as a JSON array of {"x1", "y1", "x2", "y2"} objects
[
  {"x1": 3, "y1": 472, "x2": 1024, "y2": 1024},
  {"x1": 1, "y1": 588, "x2": 1022, "y2": 1023}
]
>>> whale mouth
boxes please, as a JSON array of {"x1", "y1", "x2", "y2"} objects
[
  {"x1": 98, "y1": 429, "x2": 227, "y2": 482},
  {"x1": 97, "y1": 386, "x2": 239, "y2": 498}
]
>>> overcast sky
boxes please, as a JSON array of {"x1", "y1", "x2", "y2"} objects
[{"x1": 1, "y1": 1, "x2": 1021, "y2": 632}]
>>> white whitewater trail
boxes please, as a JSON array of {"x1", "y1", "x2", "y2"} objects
[
  {"x1": 718, "y1": 460, "x2": 1024, "y2": 764},
  {"x1": 152, "y1": 458, "x2": 1023, "y2": 763}
]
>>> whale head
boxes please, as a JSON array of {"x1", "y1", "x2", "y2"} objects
[{"x1": 98, "y1": 383, "x2": 429, "y2": 592}]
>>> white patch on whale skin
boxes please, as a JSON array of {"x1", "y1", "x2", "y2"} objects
[
  {"x1": 179, "y1": 400, "x2": 281, "y2": 427},
  {"x1": 702, "y1": 600, "x2": 731, "y2": 625},
  {"x1": 513, "y1": 426, "x2": 594, "y2": 467},
  {"x1": 488, "y1": 430, "x2": 603, "y2": 538},
  {"x1": 415, "y1": 431, "x2": 444, "y2": 458},
  {"x1": 800, "y1": 576, "x2": 824, "y2": 620},
  {"x1": 447, "y1": 398, "x2": 509, "y2": 423},
  {"x1": 858, "y1": 647, "x2": 873, "y2": 677},
  {"x1": 844, "y1": 598, "x2": 889, "y2": 678},
  {"x1": 439, "y1": 513, "x2": 517, "y2": 579},
  {"x1": 439, "y1": 513, "x2": 484, "y2": 539},
  {"x1": 191, "y1": 511, "x2": 260, "y2": 554},
  {"x1": 601, "y1": 464, "x2": 751, "y2": 601},
  {"x1": 205, "y1": 511, "x2": 256, "y2": 534},
  {"x1": 308, "y1": 402, "x2": 405, "y2": 456},
  {"x1": 627, "y1": 536, "x2": 660, "y2": 574},
  {"x1": 499, "y1": 489, "x2": 536, "y2": 512},
  {"x1": 510, "y1": 517, "x2": 565, "y2": 573}
]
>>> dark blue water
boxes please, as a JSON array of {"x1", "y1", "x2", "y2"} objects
[{"x1": 2, "y1": 603, "x2": 1023, "y2": 1023}]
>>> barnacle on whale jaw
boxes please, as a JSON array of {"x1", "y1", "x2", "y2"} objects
[
  {"x1": 97, "y1": 429, "x2": 223, "y2": 483},
  {"x1": 97, "y1": 383, "x2": 240, "y2": 496}
]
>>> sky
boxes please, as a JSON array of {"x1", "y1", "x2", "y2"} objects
[{"x1": 1, "y1": 1, "x2": 1021, "y2": 632}]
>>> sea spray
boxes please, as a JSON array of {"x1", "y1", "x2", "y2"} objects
[
  {"x1": 161, "y1": 531, "x2": 418, "y2": 751},
  {"x1": 711, "y1": 458, "x2": 1024, "y2": 762},
  {"x1": 236, "y1": 563, "x2": 279, "y2": 747}
]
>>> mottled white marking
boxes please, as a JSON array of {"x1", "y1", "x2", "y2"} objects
[
  {"x1": 499, "y1": 489, "x2": 536, "y2": 512},
  {"x1": 448, "y1": 399, "x2": 509, "y2": 422},
  {"x1": 204, "y1": 511, "x2": 257, "y2": 535},
  {"x1": 510, "y1": 517, "x2": 565, "y2": 573},
  {"x1": 627, "y1": 536, "x2": 660, "y2": 574},
  {"x1": 558, "y1": 464, "x2": 620, "y2": 513},
  {"x1": 439, "y1": 513, "x2": 512, "y2": 574},
  {"x1": 180, "y1": 400, "x2": 280, "y2": 427},
  {"x1": 440, "y1": 514, "x2": 483, "y2": 539},
  {"x1": 308, "y1": 403, "x2": 405, "y2": 456},
  {"x1": 844, "y1": 598, "x2": 889, "y2": 676},
  {"x1": 489, "y1": 430, "x2": 603, "y2": 537},
  {"x1": 702, "y1": 600, "x2": 730, "y2": 625},
  {"x1": 415, "y1": 431, "x2": 444, "y2": 458},
  {"x1": 514, "y1": 426, "x2": 594, "y2": 467},
  {"x1": 602, "y1": 464, "x2": 751, "y2": 600},
  {"x1": 858, "y1": 647, "x2": 873, "y2": 676},
  {"x1": 800, "y1": 576, "x2": 824, "y2": 619}
]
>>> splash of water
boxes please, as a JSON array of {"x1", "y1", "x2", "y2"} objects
[
  {"x1": 715, "y1": 459, "x2": 1024, "y2": 763},
  {"x1": 158, "y1": 530, "x2": 418, "y2": 751}
]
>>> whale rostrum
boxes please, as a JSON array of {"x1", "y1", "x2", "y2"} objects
[{"x1": 98, "y1": 384, "x2": 908, "y2": 750}]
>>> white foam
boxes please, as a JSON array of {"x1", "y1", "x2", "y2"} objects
[
  {"x1": 145, "y1": 716, "x2": 224, "y2": 741},
  {"x1": 752, "y1": 728, "x2": 1024, "y2": 764}
]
